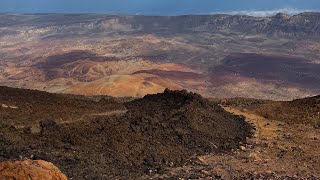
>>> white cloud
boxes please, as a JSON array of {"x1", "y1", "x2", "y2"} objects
[{"x1": 212, "y1": 8, "x2": 317, "y2": 17}]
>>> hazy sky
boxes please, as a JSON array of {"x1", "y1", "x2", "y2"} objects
[{"x1": 0, "y1": 0, "x2": 320, "y2": 16}]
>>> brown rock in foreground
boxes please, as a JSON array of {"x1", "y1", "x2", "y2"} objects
[{"x1": 0, "y1": 159, "x2": 67, "y2": 180}]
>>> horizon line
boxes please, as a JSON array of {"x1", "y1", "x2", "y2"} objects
[{"x1": 1, "y1": 11, "x2": 319, "y2": 17}]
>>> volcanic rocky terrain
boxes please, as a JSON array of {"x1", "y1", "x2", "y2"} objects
[
  {"x1": 0, "y1": 86, "x2": 252, "y2": 179},
  {"x1": 1, "y1": 86, "x2": 319, "y2": 179},
  {"x1": 219, "y1": 94, "x2": 320, "y2": 127}
]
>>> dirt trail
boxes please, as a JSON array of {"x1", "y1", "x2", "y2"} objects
[
  {"x1": 59, "y1": 108, "x2": 128, "y2": 125},
  {"x1": 157, "y1": 106, "x2": 320, "y2": 179},
  {"x1": 20, "y1": 109, "x2": 128, "y2": 134},
  {"x1": 223, "y1": 107, "x2": 281, "y2": 139},
  {"x1": 197, "y1": 106, "x2": 320, "y2": 178}
]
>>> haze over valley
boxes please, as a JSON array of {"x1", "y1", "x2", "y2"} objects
[{"x1": 1, "y1": 13, "x2": 320, "y2": 100}]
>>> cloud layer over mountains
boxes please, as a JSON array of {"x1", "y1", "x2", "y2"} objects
[{"x1": 213, "y1": 8, "x2": 314, "y2": 17}]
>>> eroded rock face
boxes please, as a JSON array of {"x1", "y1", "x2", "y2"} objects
[{"x1": 0, "y1": 159, "x2": 67, "y2": 180}]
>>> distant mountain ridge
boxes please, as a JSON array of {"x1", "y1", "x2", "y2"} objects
[{"x1": 1, "y1": 12, "x2": 320, "y2": 38}]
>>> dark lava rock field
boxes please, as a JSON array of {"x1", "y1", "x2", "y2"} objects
[{"x1": 0, "y1": 87, "x2": 252, "y2": 179}]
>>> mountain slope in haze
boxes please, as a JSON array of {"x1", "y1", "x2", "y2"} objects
[
  {"x1": 1, "y1": 12, "x2": 320, "y2": 38},
  {"x1": 1, "y1": 13, "x2": 320, "y2": 100}
]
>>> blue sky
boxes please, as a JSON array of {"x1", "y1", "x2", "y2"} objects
[{"x1": 0, "y1": 0, "x2": 320, "y2": 16}]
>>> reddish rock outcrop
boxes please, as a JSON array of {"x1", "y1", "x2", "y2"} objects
[{"x1": 0, "y1": 159, "x2": 67, "y2": 180}]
